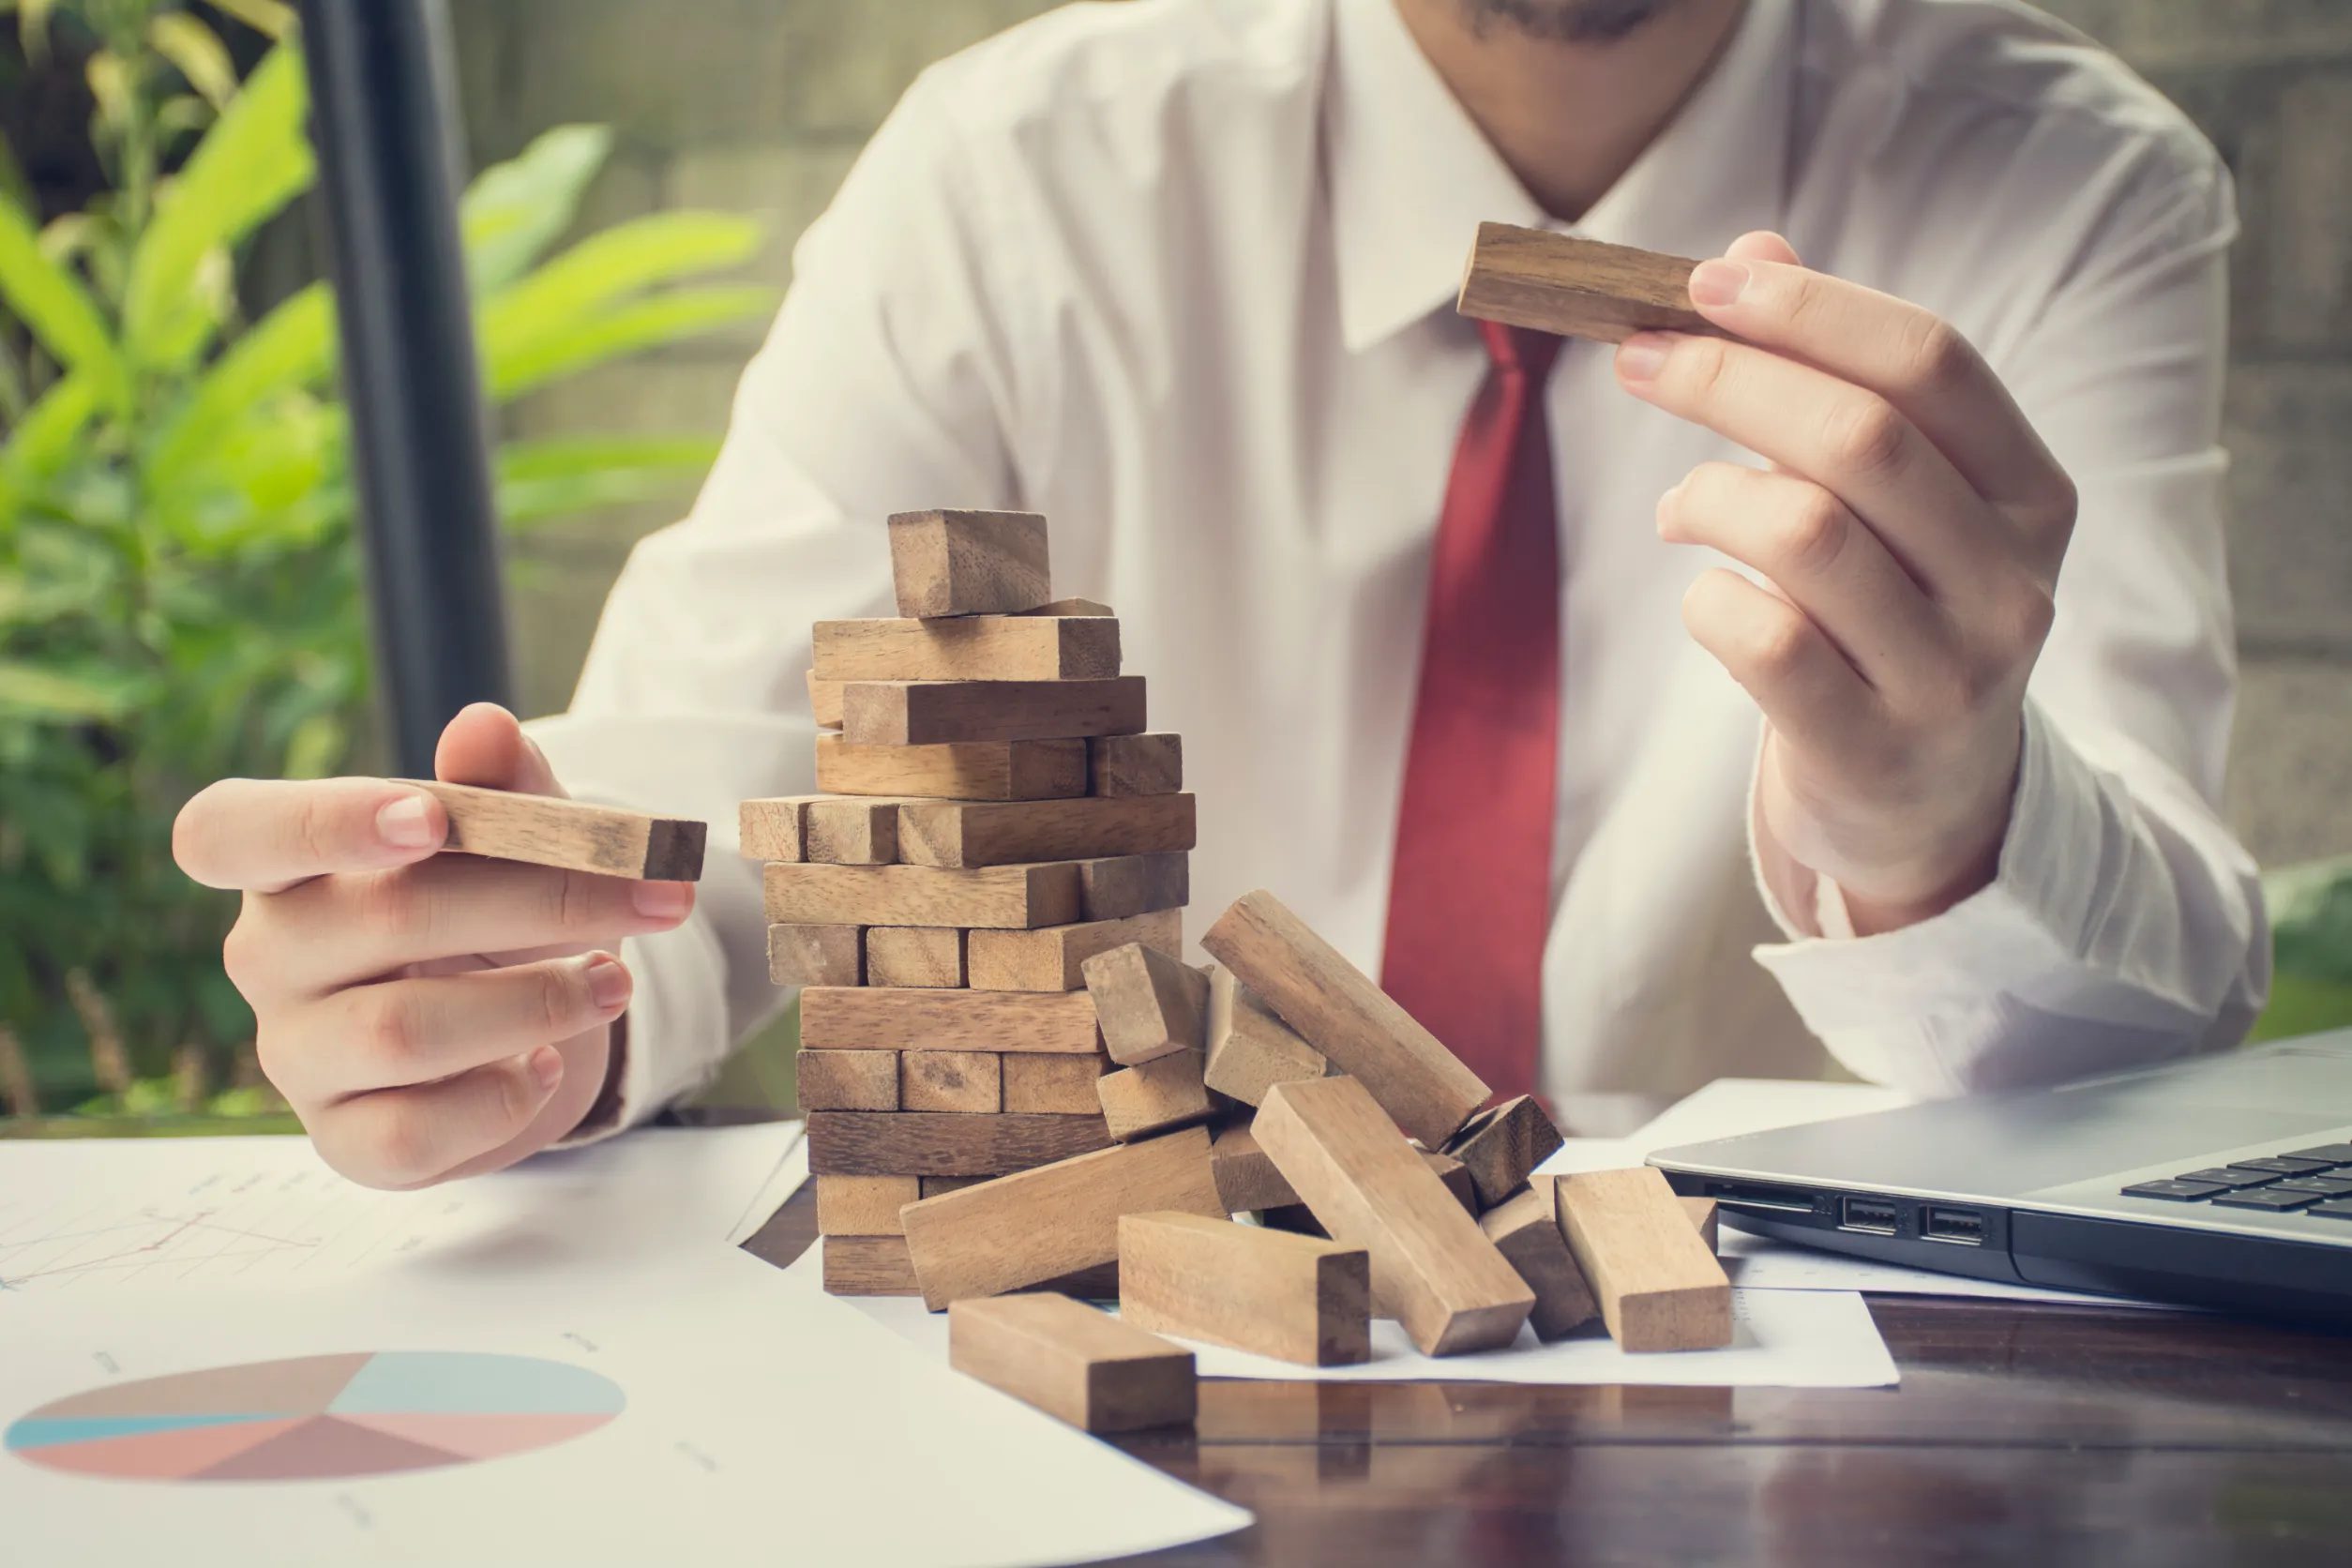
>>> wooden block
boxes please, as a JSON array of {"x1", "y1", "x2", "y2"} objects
[
  {"x1": 948, "y1": 1292, "x2": 1195, "y2": 1433},
  {"x1": 1480, "y1": 1184, "x2": 1599, "y2": 1341},
  {"x1": 1120, "y1": 1212, "x2": 1370, "y2": 1367},
  {"x1": 1209, "y1": 1123, "x2": 1299, "y2": 1212},
  {"x1": 1003, "y1": 1051, "x2": 1111, "y2": 1114},
  {"x1": 1243, "y1": 1147, "x2": 1463, "y2": 1232},
  {"x1": 969, "y1": 909, "x2": 1184, "y2": 992},
  {"x1": 807, "y1": 1111, "x2": 1114, "y2": 1177},
  {"x1": 1201, "y1": 890, "x2": 1489, "y2": 1149},
  {"x1": 1077, "y1": 852, "x2": 1189, "y2": 921},
  {"x1": 1455, "y1": 222, "x2": 1717, "y2": 344},
  {"x1": 1444, "y1": 1095, "x2": 1565, "y2": 1210},
  {"x1": 766, "y1": 923, "x2": 865, "y2": 988},
  {"x1": 807, "y1": 671, "x2": 844, "y2": 729},
  {"x1": 740, "y1": 796, "x2": 815, "y2": 862},
  {"x1": 803, "y1": 797, "x2": 901, "y2": 865},
  {"x1": 764, "y1": 861, "x2": 1080, "y2": 929},
  {"x1": 1018, "y1": 597, "x2": 1112, "y2": 618},
  {"x1": 402, "y1": 780, "x2": 705, "y2": 881},
  {"x1": 1552, "y1": 1168, "x2": 1733, "y2": 1352},
  {"x1": 1096, "y1": 1049, "x2": 1214, "y2": 1141},
  {"x1": 901, "y1": 1049, "x2": 1003, "y2": 1114},
  {"x1": 864, "y1": 927, "x2": 966, "y2": 988},
  {"x1": 888, "y1": 508, "x2": 1052, "y2": 618},
  {"x1": 800, "y1": 988, "x2": 1102, "y2": 1054},
  {"x1": 899, "y1": 1125, "x2": 1221, "y2": 1308},
  {"x1": 1202, "y1": 964, "x2": 1326, "y2": 1106},
  {"x1": 795, "y1": 1050, "x2": 898, "y2": 1111},
  {"x1": 823, "y1": 1235, "x2": 921, "y2": 1296},
  {"x1": 813, "y1": 615, "x2": 1119, "y2": 682},
  {"x1": 898, "y1": 793, "x2": 1196, "y2": 869},
  {"x1": 1681, "y1": 1196, "x2": 1719, "y2": 1253},
  {"x1": 816, "y1": 1174, "x2": 921, "y2": 1237},
  {"x1": 1083, "y1": 943, "x2": 1211, "y2": 1066},
  {"x1": 842, "y1": 677, "x2": 1148, "y2": 746},
  {"x1": 1423, "y1": 1150, "x2": 1479, "y2": 1216},
  {"x1": 920, "y1": 1175, "x2": 990, "y2": 1198},
  {"x1": 1088, "y1": 732, "x2": 1183, "y2": 797},
  {"x1": 1251, "y1": 1077, "x2": 1532, "y2": 1357},
  {"x1": 814, "y1": 733, "x2": 1088, "y2": 801}
]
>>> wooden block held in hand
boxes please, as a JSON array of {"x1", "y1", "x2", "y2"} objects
[
  {"x1": 740, "y1": 797, "x2": 816, "y2": 862},
  {"x1": 1251, "y1": 1076, "x2": 1532, "y2": 1356},
  {"x1": 1120, "y1": 1212, "x2": 1370, "y2": 1367},
  {"x1": 1078, "y1": 853, "x2": 1189, "y2": 921},
  {"x1": 902, "y1": 1049, "x2": 1003, "y2": 1114},
  {"x1": 1444, "y1": 1095, "x2": 1565, "y2": 1210},
  {"x1": 823, "y1": 1235, "x2": 921, "y2": 1295},
  {"x1": 1003, "y1": 1051, "x2": 1111, "y2": 1114},
  {"x1": 807, "y1": 1111, "x2": 1113, "y2": 1176},
  {"x1": 1088, "y1": 732, "x2": 1183, "y2": 797},
  {"x1": 1202, "y1": 890, "x2": 1489, "y2": 1149},
  {"x1": 795, "y1": 1050, "x2": 898, "y2": 1111},
  {"x1": 1203, "y1": 964, "x2": 1326, "y2": 1106},
  {"x1": 1481, "y1": 1184, "x2": 1599, "y2": 1340},
  {"x1": 898, "y1": 793, "x2": 1196, "y2": 869},
  {"x1": 815, "y1": 733, "x2": 1088, "y2": 801},
  {"x1": 1552, "y1": 1168, "x2": 1733, "y2": 1351},
  {"x1": 1455, "y1": 222, "x2": 1716, "y2": 344},
  {"x1": 1209, "y1": 1122, "x2": 1299, "y2": 1212},
  {"x1": 801, "y1": 987, "x2": 1102, "y2": 1054},
  {"x1": 804, "y1": 797, "x2": 901, "y2": 865},
  {"x1": 813, "y1": 614, "x2": 1119, "y2": 682},
  {"x1": 1681, "y1": 1196, "x2": 1719, "y2": 1253},
  {"x1": 969, "y1": 909, "x2": 1183, "y2": 992},
  {"x1": 404, "y1": 780, "x2": 705, "y2": 881},
  {"x1": 843, "y1": 677, "x2": 1148, "y2": 746},
  {"x1": 767, "y1": 923, "x2": 864, "y2": 988},
  {"x1": 888, "y1": 508, "x2": 1052, "y2": 618},
  {"x1": 817, "y1": 1175, "x2": 921, "y2": 1237},
  {"x1": 807, "y1": 671, "x2": 844, "y2": 729},
  {"x1": 864, "y1": 927, "x2": 966, "y2": 988},
  {"x1": 899, "y1": 1125, "x2": 1221, "y2": 1307},
  {"x1": 765, "y1": 861, "x2": 1081, "y2": 929},
  {"x1": 1083, "y1": 943, "x2": 1211, "y2": 1065},
  {"x1": 948, "y1": 1292, "x2": 1195, "y2": 1433},
  {"x1": 1096, "y1": 1049, "x2": 1214, "y2": 1141}
]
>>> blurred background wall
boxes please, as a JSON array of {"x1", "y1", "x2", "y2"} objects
[{"x1": 453, "y1": 0, "x2": 2352, "y2": 868}]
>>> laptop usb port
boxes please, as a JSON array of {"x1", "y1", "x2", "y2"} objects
[
  {"x1": 1840, "y1": 1197, "x2": 1900, "y2": 1235},
  {"x1": 1922, "y1": 1207, "x2": 1985, "y2": 1245}
]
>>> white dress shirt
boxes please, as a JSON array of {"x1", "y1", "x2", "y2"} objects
[{"x1": 531, "y1": 0, "x2": 2268, "y2": 1133}]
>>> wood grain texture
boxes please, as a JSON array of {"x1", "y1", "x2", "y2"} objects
[
  {"x1": 807, "y1": 1110, "x2": 1114, "y2": 1177},
  {"x1": 803, "y1": 797, "x2": 901, "y2": 865},
  {"x1": 1482, "y1": 1183, "x2": 1600, "y2": 1341},
  {"x1": 816, "y1": 1174, "x2": 921, "y2": 1237},
  {"x1": 403, "y1": 780, "x2": 705, "y2": 881},
  {"x1": 813, "y1": 614, "x2": 1120, "y2": 681},
  {"x1": 794, "y1": 1050, "x2": 898, "y2": 1111},
  {"x1": 1444, "y1": 1095, "x2": 1565, "y2": 1210},
  {"x1": 1018, "y1": 597, "x2": 1113, "y2": 618},
  {"x1": 766, "y1": 923, "x2": 864, "y2": 988},
  {"x1": 807, "y1": 671, "x2": 844, "y2": 729},
  {"x1": 1120, "y1": 1211, "x2": 1370, "y2": 1367},
  {"x1": 1003, "y1": 1051, "x2": 1111, "y2": 1114},
  {"x1": 863, "y1": 927, "x2": 966, "y2": 988},
  {"x1": 799, "y1": 987, "x2": 1103, "y2": 1054},
  {"x1": 1097, "y1": 1048, "x2": 1214, "y2": 1141},
  {"x1": 1681, "y1": 1195, "x2": 1719, "y2": 1253},
  {"x1": 1088, "y1": 732, "x2": 1184, "y2": 797},
  {"x1": 901, "y1": 1048, "x2": 1003, "y2": 1113},
  {"x1": 1201, "y1": 890, "x2": 1490, "y2": 1149},
  {"x1": 920, "y1": 1175, "x2": 990, "y2": 1198},
  {"x1": 1252, "y1": 1076, "x2": 1533, "y2": 1357},
  {"x1": 1553, "y1": 1167, "x2": 1733, "y2": 1351},
  {"x1": 899, "y1": 1125, "x2": 1222, "y2": 1308},
  {"x1": 1455, "y1": 222, "x2": 1717, "y2": 344},
  {"x1": 1077, "y1": 852, "x2": 1189, "y2": 921},
  {"x1": 887, "y1": 508, "x2": 1052, "y2": 618},
  {"x1": 1084, "y1": 943, "x2": 1211, "y2": 1065},
  {"x1": 968, "y1": 909, "x2": 1184, "y2": 992},
  {"x1": 897, "y1": 792, "x2": 1196, "y2": 868},
  {"x1": 948, "y1": 1292, "x2": 1196, "y2": 1433},
  {"x1": 1203, "y1": 963, "x2": 1327, "y2": 1106},
  {"x1": 763, "y1": 861, "x2": 1081, "y2": 928},
  {"x1": 842, "y1": 677, "x2": 1149, "y2": 746},
  {"x1": 814, "y1": 733, "x2": 1088, "y2": 801},
  {"x1": 1209, "y1": 1122, "x2": 1299, "y2": 1213},
  {"x1": 1245, "y1": 1147, "x2": 1472, "y2": 1235},
  {"x1": 1424, "y1": 1150, "x2": 1480, "y2": 1216},
  {"x1": 822, "y1": 1235, "x2": 922, "y2": 1295},
  {"x1": 739, "y1": 796, "x2": 815, "y2": 862}
]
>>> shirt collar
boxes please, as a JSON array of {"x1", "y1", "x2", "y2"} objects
[{"x1": 1326, "y1": 0, "x2": 1799, "y2": 354}]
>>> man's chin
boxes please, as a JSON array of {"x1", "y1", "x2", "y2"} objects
[{"x1": 1460, "y1": 0, "x2": 1676, "y2": 44}]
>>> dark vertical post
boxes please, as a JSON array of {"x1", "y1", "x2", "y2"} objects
[{"x1": 295, "y1": 0, "x2": 511, "y2": 776}]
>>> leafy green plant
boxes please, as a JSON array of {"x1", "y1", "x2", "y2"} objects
[
  {"x1": 0, "y1": 3, "x2": 774, "y2": 1119},
  {"x1": 2252, "y1": 858, "x2": 2352, "y2": 1042}
]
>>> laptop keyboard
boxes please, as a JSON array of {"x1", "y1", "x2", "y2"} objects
[{"x1": 2123, "y1": 1143, "x2": 2352, "y2": 1221}]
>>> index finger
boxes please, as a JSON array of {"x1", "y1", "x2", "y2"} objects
[{"x1": 173, "y1": 777, "x2": 448, "y2": 894}]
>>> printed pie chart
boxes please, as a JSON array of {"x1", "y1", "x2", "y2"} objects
[{"x1": 5, "y1": 1351, "x2": 623, "y2": 1483}]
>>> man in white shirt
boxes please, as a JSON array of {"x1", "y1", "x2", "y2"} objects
[{"x1": 175, "y1": 0, "x2": 2266, "y2": 1188}]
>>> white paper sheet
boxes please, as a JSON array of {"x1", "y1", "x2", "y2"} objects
[{"x1": 0, "y1": 1246, "x2": 1249, "y2": 1568}]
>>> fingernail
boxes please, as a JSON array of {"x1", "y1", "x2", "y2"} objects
[
  {"x1": 585, "y1": 955, "x2": 631, "y2": 1011},
  {"x1": 632, "y1": 881, "x2": 693, "y2": 920},
  {"x1": 376, "y1": 794, "x2": 438, "y2": 850},
  {"x1": 1688, "y1": 259, "x2": 1749, "y2": 309},
  {"x1": 1617, "y1": 333, "x2": 1672, "y2": 382},
  {"x1": 527, "y1": 1046, "x2": 565, "y2": 1093}
]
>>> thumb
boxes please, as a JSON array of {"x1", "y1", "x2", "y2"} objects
[
  {"x1": 1725, "y1": 230, "x2": 1802, "y2": 268},
  {"x1": 434, "y1": 702, "x2": 567, "y2": 799}
]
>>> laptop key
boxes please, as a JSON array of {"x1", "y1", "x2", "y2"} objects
[
  {"x1": 2270, "y1": 1177, "x2": 2352, "y2": 1199},
  {"x1": 2211, "y1": 1187, "x2": 2327, "y2": 1212},
  {"x1": 2226, "y1": 1157, "x2": 2335, "y2": 1177},
  {"x1": 2282, "y1": 1144, "x2": 2352, "y2": 1168},
  {"x1": 2308, "y1": 1202, "x2": 2352, "y2": 1223},
  {"x1": 2179, "y1": 1167, "x2": 2276, "y2": 1188},
  {"x1": 2121, "y1": 1180, "x2": 2229, "y2": 1202}
]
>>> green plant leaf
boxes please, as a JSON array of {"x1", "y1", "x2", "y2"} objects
[
  {"x1": 143, "y1": 280, "x2": 333, "y2": 484},
  {"x1": 461, "y1": 124, "x2": 611, "y2": 296},
  {"x1": 1, "y1": 371, "x2": 102, "y2": 487},
  {"x1": 0, "y1": 195, "x2": 125, "y2": 401},
  {"x1": 494, "y1": 433, "x2": 720, "y2": 525},
  {"x1": 488, "y1": 284, "x2": 774, "y2": 401},
  {"x1": 148, "y1": 12, "x2": 239, "y2": 111},
  {"x1": 2268, "y1": 856, "x2": 2352, "y2": 988},
  {"x1": 0, "y1": 662, "x2": 143, "y2": 720},
  {"x1": 478, "y1": 209, "x2": 762, "y2": 369}
]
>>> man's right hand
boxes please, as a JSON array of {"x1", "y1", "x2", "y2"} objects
[{"x1": 172, "y1": 703, "x2": 696, "y2": 1189}]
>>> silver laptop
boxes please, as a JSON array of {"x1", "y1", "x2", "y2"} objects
[{"x1": 1648, "y1": 1034, "x2": 2352, "y2": 1326}]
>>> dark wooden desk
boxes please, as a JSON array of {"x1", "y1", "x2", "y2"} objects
[{"x1": 745, "y1": 1186, "x2": 2352, "y2": 1566}]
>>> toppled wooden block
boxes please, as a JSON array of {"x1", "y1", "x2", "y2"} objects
[
  {"x1": 404, "y1": 780, "x2": 705, "y2": 881},
  {"x1": 803, "y1": 797, "x2": 901, "y2": 866},
  {"x1": 1480, "y1": 1184, "x2": 1598, "y2": 1341},
  {"x1": 1077, "y1": 852, "x2": 1188, "y2": 921},
  {"x1": 1553, "y1": 1168, "x2": 1733, "y2": 1351},
  {"x1": 901, "y1": 1049, "x2": 1003, "y2": 1114},
  {"x1": 1252, "y1": 1077, "x2": 1532, "y2": 1356},
  {"x1": 968, "y1": 909, "x2": 1184, "y2": 992},
  {"x1": 1003, "y1": 1051, "x2": 1111, "y2": 1114},
  {"x1": 897, "y1": 793, "x2": 1196, "y2": 869},
  {"x1": 888, "y1": 508, "x2": 1052, "y2": 618},
  {"x1": 1246, "y1": 1146, "x2": 1470, "y2": 1233},
  {"x1": 1088, "y1": 732, "x2": 1184, "y2": 797},
  {"x1": 1681, "y1": 1196, "x2": 1719, "y2": 1253},
  {"x1": 899, "y1": 1125, "x2": 1220, "y2": 1307},
  {"x1": 800, "y1": 987, "x2": 1101, "y2": 1055},
  {"x1": 795, "y1": 1049, "x2": 898, "y2": 1111},
  {"x1": 807, "y1": 1110, "x2": 1114, "y2": 1177},
  {"x1": 766, "y1": 923, "x2": 864, "y2": 988},
  {"x1": 1083, "y1": 943, "x2": 1210, "y2": 1066},
  {"x1": 863, "y1": 927, "x2": 966, "y2": 988},
  {"x1": 1424, "y1": 1150, "x2": 1479, "y2": 1216},
  {"x1": 1120, "y1": 1211, "x2": 1370, "y2": 1367},
  {"x1": 1444, "y1": 1095, "x2": 1565, "y2": 1210},
  {"x1": 823, "y1": 1235, "x2": 921, "y2": 1296},
  {"x1": 1203, "y1": 964, "x2": 1326, "y2": 1106},
  {"x1": 764, "y1": 861, "x2": 1081, "y2": 929},
  {"x1": 1096, "y1": 1050, "x2": 1214, "y2": 1141},
  {"x1": 816, "y1": 1174, "x2": 922, "y2": 1237},
  {"x1": 740, "y1": 796, "x2": 818, "y2": 862},
  {"x1": 842, "y1": 677, "x2": 1149, "y2": 747},
  {"x1": 814, "y1": 733, "x2": 1088, "y2": 801},
  {"x1": 813, "y1": 614, "x2": 1119, "y2": 682},
  {"x1": 807, "y1": 671, "x2": 844, "y2": 729},
  {"x1": 1202, "y1": 890, "x2": 1489, "y2": 1149},
  {"x1": 948, "y1": 1292, "x2": 1195, "y2": 1433},
  {"x1": 1209, "y1": 1123, "x2": 1300, "y2": 1212},
  {"x1": 1455, "y1": 222, "x2": 1716, "y2": 344}
]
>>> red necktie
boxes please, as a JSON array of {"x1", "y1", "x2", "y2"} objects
[{"x1": 1380, "y1": 321, "x2": 1565, "y2": 1101}]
